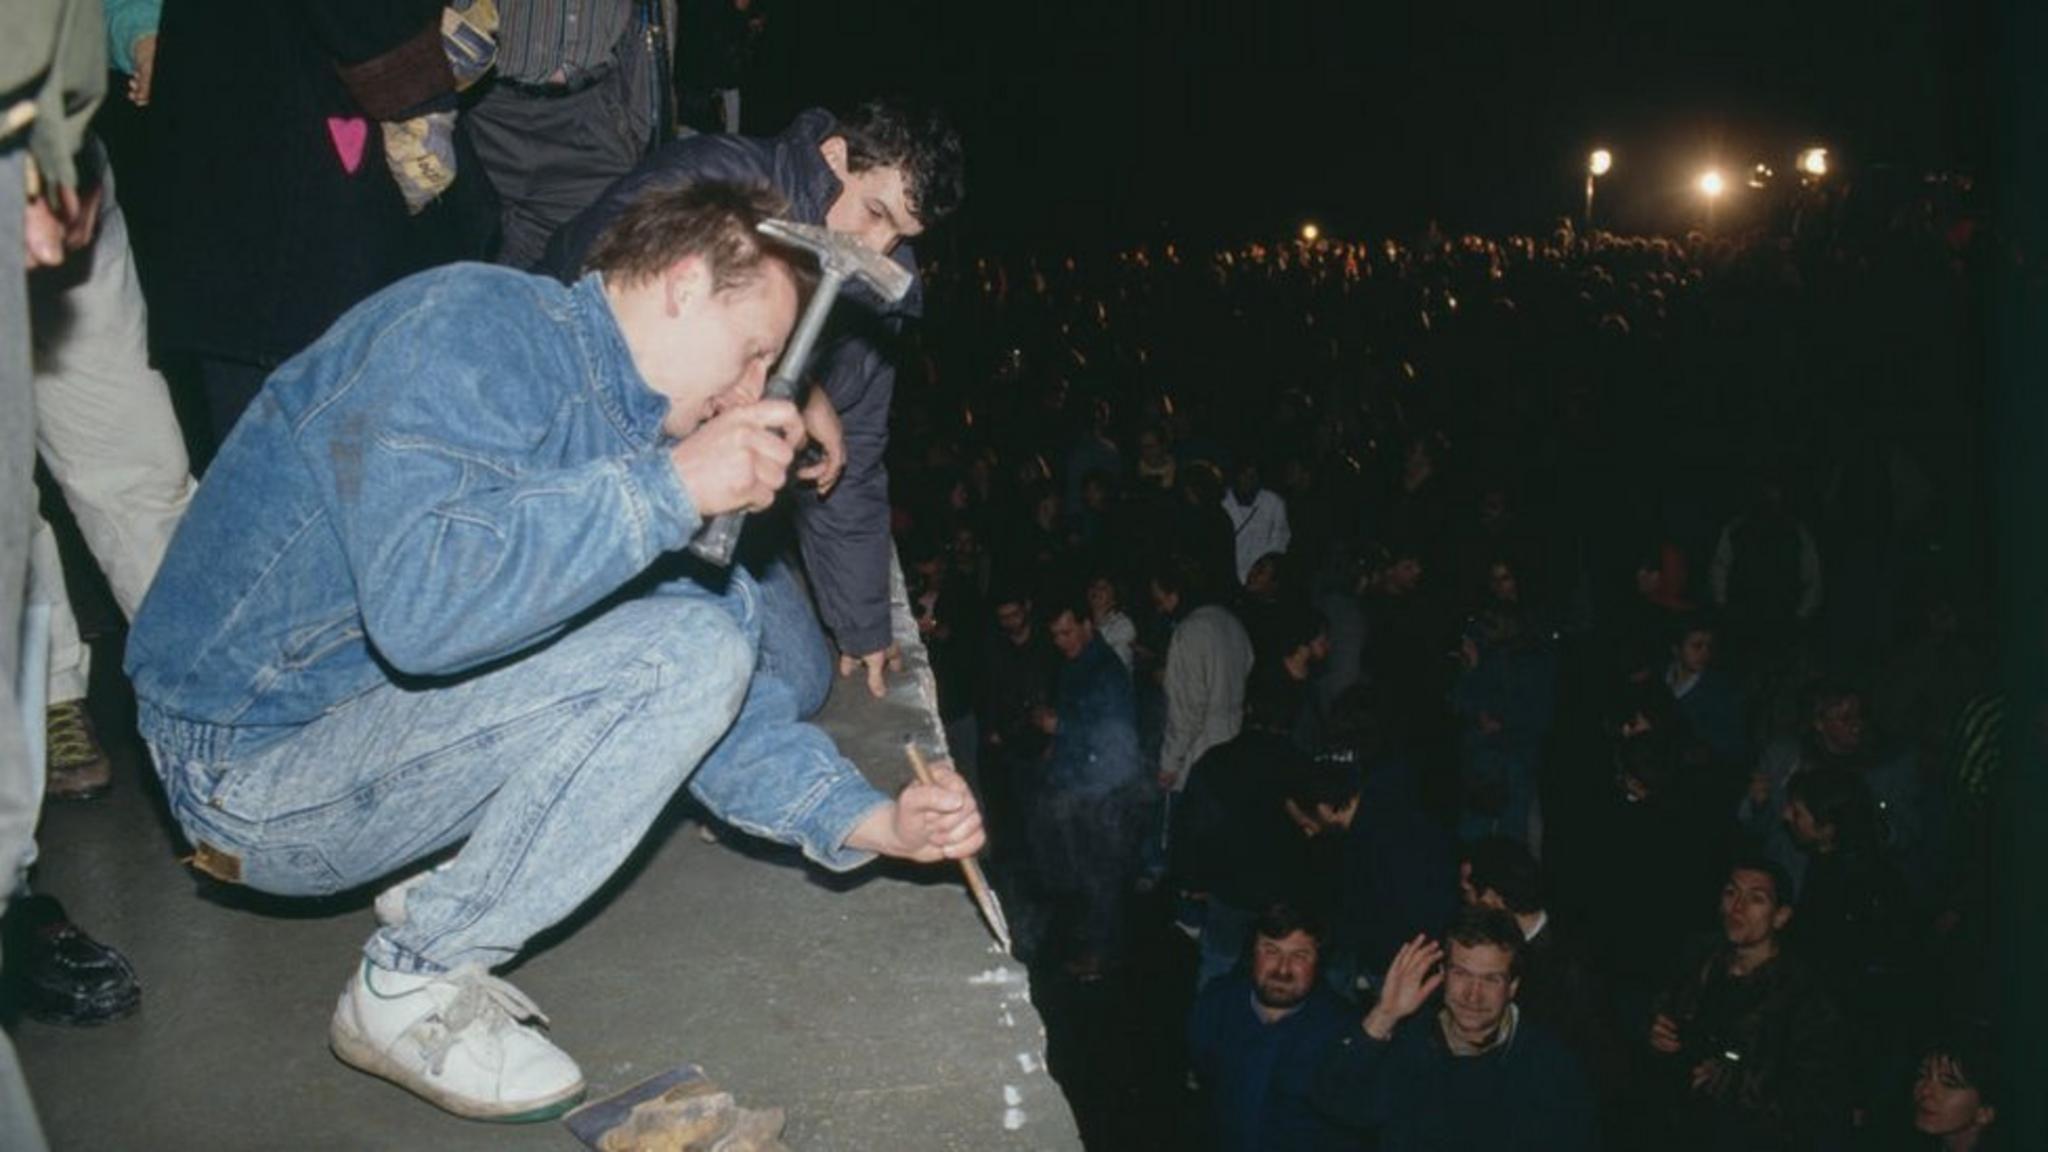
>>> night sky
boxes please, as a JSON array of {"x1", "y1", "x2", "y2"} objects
[{"x1": 747, "y1": 0, "x2": 1991, "y2": 244}]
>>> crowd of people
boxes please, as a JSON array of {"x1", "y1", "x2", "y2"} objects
[
  {"x1": 3, "y1": 1, "x2": 2011, "y2": 1149},
  {"x1": 881, "y1": 191, "x2": 2002, "y2": 1149}
]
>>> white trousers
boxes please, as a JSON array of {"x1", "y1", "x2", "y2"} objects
[{"x1": 30, "y1": 159, "x2": 196, "y2": 704}]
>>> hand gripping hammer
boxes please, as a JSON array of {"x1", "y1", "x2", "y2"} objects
[{"x1": 687, "y1": 219, "x2": 914, "y2": 565}]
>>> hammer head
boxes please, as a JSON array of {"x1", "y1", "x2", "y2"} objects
[{"x1": 757, "y1": 218, "x2": 914, "y2": 305}]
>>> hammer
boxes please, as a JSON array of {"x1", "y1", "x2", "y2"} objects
[{"x1": 688, "y1": 219, "x2": 914, "y2": 566}]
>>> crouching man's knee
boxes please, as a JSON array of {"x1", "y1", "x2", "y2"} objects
[{"x1": 634, "y1": 600, "x2": 756, "y2": 718}]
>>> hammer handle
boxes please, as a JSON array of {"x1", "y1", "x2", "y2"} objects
[{"x1": 688, "y1": 266, "x2": 848, "y2": 566}]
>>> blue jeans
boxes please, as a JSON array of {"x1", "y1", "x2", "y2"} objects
[
  {"x1": 748, "y1": 548, "x2": 832, "y2": 722},
  {"x1": 1456, "y1": 744, "x2": 1541, "y2": 852},
  {"x1": 145, "y1": 572, "x2": 884, "y2": 975}
]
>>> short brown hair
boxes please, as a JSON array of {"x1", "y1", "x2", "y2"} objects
[
  {"x1": 1446, "y1": 906, "x2": 1526, "y2": 978},
  {"x1": 584, "y1": 180, "x2": 812, "y2": 296}
]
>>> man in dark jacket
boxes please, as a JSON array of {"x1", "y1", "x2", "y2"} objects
[
  {"x1": 1281, "y1": 687, "x2": 1459, "y2": 1000},
  {"x1": 1644, "y1": 857, "x2": 1849, "y2": 1151},
  {"x1": 1459, "y1": 837, "x2": 1610, "y2": 1079},
  {"x1": 1030, "y1": 599, "x2": 1144, "y2": 976},
  {"x1": 542, "y1": 99, "x2": 964, "y2": 711},
  {"x1": 1171, "y1": 704, "x2": 1319, "y2": 990},
  {"x1": 1188, "y1": 904, "x2": 1356, "y2": 1152},
  {"x1": 146, "y1": 0, "x2": 501, "y2": 445},
  {"x1": 977, "y1": 585, "x2": 1058, "y2": 887},
  {"x1": 1313, "y1": 906, "x2": 1598, "y2": 1149}
]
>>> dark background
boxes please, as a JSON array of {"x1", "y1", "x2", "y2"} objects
[{"x1": 746, "y1": 0, "x2": 1991, "y2": 244}]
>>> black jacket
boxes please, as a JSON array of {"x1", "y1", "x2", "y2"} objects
[
  {"x1": 146, "y1": 0, "x2": 497, "y2": 367},
  {"x1": 1647, "y1": 944, "x2": 1850, "y2": 1151},
  {"x1": 1172, "y1": 731, "x2": 1318, "y2": 911},
  {"x1": 1314, "y1": 1010, "x2": 1598, "y2": 1150},
  {"x1": 541, "y1": 110, "x2": 922, "y2": 656}
]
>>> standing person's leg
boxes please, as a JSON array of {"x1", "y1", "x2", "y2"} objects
[
  {"x1": 1078, "y1": 788, "x2": 1140, "y2": 975},
  {"x1": 1, "y1": 148, "x2": 40, "y2": 908},
  {"x1": 34, "y1": 519, "x2": 108, "y2": 800},
  {"x1": 147, "y1": 591, "x2": 756, "y2": 1119},
  {"x1": 0, "y1": 143, "x2": 54, "y2": 1152},
  {"x1": 464, "y1": 47, "x2": 652, "y2": 271},
  {"x1": 30, "y1": 161, "x2": 196, "y2": 619}
]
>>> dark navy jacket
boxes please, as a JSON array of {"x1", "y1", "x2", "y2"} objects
[
  {"x1": 1314, "y1": 1010, "x2": 1598, "y2": 1150},
  {"x1": 1188, "y1": 972, "x2": 1357, "y2": 1152},
  {"x1": 1047, "y1": 638, "x2": 1142, "y2": 795},
  {"x1": 539, "y1": 110, "x2": 921, "y2": 656}
]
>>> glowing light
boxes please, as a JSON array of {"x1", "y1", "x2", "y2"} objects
[
  {"x1": 1588, "y1": 149, "x2": 1613, "y2": 176},
  {"x1": 1300, "y1": 222, "x2": 1321, "y2": 242},
  {"x1": 1799, "y1": 147, "x2": 1829, "y2": 177},
  {"x1": 1697, "y1": 170, "x2": 1726, "y2": 198}
]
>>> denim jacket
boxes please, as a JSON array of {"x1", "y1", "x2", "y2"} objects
[
  {"x1": 128, "y1": 264, "x2": 894, "y2": 870},
  {"x1": 128, "y1": 265, "x2": 697, "y2": 728}
]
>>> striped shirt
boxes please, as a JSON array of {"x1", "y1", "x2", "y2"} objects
[{"x1": 493, "y1": 0, "x2": 635, "y2": 86}]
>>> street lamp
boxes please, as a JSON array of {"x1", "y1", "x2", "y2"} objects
[
  {"x1": 1585, "y1": 148, "x2": 1612, "y2": 227},
  {"x1": 1799, "y1": 147, "x2": 1829, "y2": 178},
  {"x1": 1697, "y1": 168, "x2": 1726, "y2": 229},
  {"x1": 1300, "y1": 222, "x2": 1321, "y2": 243}
]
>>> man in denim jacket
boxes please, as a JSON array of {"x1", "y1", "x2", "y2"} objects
[{"x1": 123, "y1": 181, "x2": 984, "y2": 1123}]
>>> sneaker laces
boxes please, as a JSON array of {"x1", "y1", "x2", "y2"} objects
[
  {"x1": 415, "y1": 966, "x2": 551, "y2": 1078},
  {"x1": 46, "y1": 702, "x2": 100, "y2": 767}
]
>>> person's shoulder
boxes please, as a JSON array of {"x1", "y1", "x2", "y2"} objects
[
  {"x1": 1191, "y1": 602, "x2": 1251, "y2": 635},
  {"x1": 1190, "y1": 971, "x2": 1254, "y2": 1025},
  {"x1": 1758, "y1": 734, "x2": 1803, "y2": 765},
  {"x1": 392, "y1": 262, "x2": 568, "y2": 314},
  {"x1": 777, "y1": 107, "x2": 838, "y2": 149},
  {"x1": 1511, "y1": 1015, "x2": 1579, "y2": 1060},
  {"x1": 1508, "y1": 1017, "x2": 1591, "y2": 1085},
  {"x1": 640, "y1": 128, "x2": 777, "y2": 187},
  {"x1": 384, "y1": 264, "x2": 581, "y2": 346},
  {"x1": 1297, "y1": 986, "x2": 1359, "y2": 1034}
]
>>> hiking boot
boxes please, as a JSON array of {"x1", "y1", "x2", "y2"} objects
[
  {"x1": 45, "y1": 700, "x2": 111, "y2": 801},
  {"x1": 329, "y1": 959, "x2": 585, "y2": 1122},
  {"x1": 8, "y1": 894, "x2": 141, "y2": 1025}
]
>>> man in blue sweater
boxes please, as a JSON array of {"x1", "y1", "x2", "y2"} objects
[{"x1": 1313, "y1": 907, "x2": 1598, "y2": 1149}]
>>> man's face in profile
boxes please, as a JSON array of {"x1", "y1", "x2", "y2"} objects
[{"x1": 821, "y1": 139, "x2": 924, "y2": 256}]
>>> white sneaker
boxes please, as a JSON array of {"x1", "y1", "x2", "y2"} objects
[
  {"x1": 373, "y1": 864, "x2": 448, "y2": 928},
  {"x1": 328, "y1": 960, "x2": 586, "y2": 1122}
]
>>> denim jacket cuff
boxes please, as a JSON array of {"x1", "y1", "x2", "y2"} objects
[
  {"x1": 795, "y1": 771, "x2": 893, "y2": 873},
  {"x1": 626, "y1": 447, "x2": 699, "y2": 549}
]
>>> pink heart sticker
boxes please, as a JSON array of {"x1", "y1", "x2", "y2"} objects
[{"x1": 326, "y1": 116, "x2": 369, "y2": 175}]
